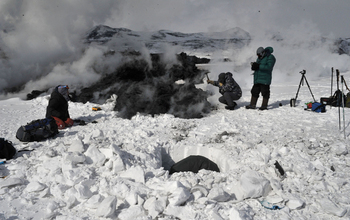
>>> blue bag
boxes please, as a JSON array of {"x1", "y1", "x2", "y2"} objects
[
  {"x1": 311, "y1": 102, "x2": 326, "y2": 113},
  {"x1": 16, "y1": 118, "x2": 59, "y2": 142}
]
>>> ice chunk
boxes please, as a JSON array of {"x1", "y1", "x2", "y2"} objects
[
  {"x1": 0, "y1": 178, "x2": 24, "y2": 188},
  {"x1": 96, "y1": 196, "x2": 117, "y2": 218},
  {"x1": 119, "y1": 166, "x2": 145, "y2": 183},
  {"x1": 240, "y1": 170, "x2": 272, "y2": 199},
  {"x1": 207, "y1": 187, "x2": 231, "y2": 202},
  {"x1": 318, "y1": 197, "x2": 347, "y2": 217}
]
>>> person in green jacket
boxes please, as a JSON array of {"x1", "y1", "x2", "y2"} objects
[{"x1": 246, "y1": 46, "x2": 276, "y2": 110}]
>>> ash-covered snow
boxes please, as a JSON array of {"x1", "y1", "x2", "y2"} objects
[{"x1": 0, "y1": 70, "x2": 350, "y2": 219}]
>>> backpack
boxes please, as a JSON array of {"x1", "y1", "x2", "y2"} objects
[
  {"x1": 346, "y1": 92, "x2": 350, "y2": 108},
  {"x1": 331, "y1": 90, "x2": 346, "y2": 107},
  {"x1": 16, "y1": 118, "x2": 59, "y2": 142},
  {"x1": 311, "y1": 102, "x2": 326, "y2": 113},
  {"x1": 0, "y1": 138, "x2": 16, "y2": 160}
]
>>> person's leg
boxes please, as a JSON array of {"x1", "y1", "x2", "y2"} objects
[
  {"x1": 246, "y1": 84, "x2": 260, "y2": 109},
  {"x1": 223, "y1": 92, "x2": 237, "y2": 110},
  {"x1": 259, "y1": 85, "x2": 270, "y2": 110},
  {"x1": 218, "y1": 96, "x2": 228, "y2": 105}
]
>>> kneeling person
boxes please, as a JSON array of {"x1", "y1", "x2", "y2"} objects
[
  {"x1": 46, "y1": 85, "x2": 74, "y2": 129},
  {"x1": 208, "y1": 72, "x2": 242, "y2": 110}
]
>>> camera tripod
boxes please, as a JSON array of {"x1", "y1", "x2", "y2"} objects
[{"x1": 290, "y1": 70, "x2": 316, "y2": 107}]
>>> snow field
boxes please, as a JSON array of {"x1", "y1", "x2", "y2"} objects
[{"x1": 0, "y1": 74, "x2": 350, "y2": 219}]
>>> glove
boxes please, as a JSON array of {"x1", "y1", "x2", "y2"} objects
[
  {"x1": 251, "y1": 62, "x2": 260, "y2": 71},
  {"x1": 65, "y1": 118, "x2": 74, "y2": 127},
  {"x1": 52, "y1": 116, "x2": 65, "y2": 129},
  {"x1": 207, "y1": 80, "x2": 214, "y2": 84}
]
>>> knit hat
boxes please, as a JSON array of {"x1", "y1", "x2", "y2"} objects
[
  {"x1": 218, "y1": 73, "x2": 226, "y2": 84},
  {"x1": 256, "y1": 47, "x2": 265, "y2": 57},
  {"x1": 57, "y1": 85, "x2": 70, "y2": 101}
]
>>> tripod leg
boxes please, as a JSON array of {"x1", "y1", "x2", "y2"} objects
[
  {"x1": 294, "y1": 76, "x2": 304, "y2": 100},
  {"x1": 303, "y1": 76, "x2": 316, "y2": 102}
]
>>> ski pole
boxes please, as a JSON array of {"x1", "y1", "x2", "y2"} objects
[
  {"x1": 337, "y1": 69, "x2": 341, "y2": 130},
  {"x1": 331, "y1": 67, "x2": 333, "y2": 109},
  {"x1": 341, "y1": 75, "x2": 346, "y2": 139}
]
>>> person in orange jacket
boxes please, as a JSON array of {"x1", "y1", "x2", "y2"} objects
[{"x1": 46, "y1": 85, "x2": 74, "y2": 129}]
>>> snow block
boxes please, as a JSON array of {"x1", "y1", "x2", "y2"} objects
[
  {"x1": 167, "y1": 181, "x2": 191, "y2": 206},
  {"x1": 68, "y1": 138, "x2": 85, "y2": 153},
  {"x1": 143, "y1": 196, "x2": 167, "y2": 218},
  {"x1": 330, "y1": 141, "x2": 348, "y2": 156},
  {"x1": 74, "y1": 183, "x2": 93, "y2": 200},
  {"x1": 286, "y1": 198, "x2": 305, "y2": 210},
  {"x1": 84, "y1": 145, "x2": 106, "y2": 166},
  {"x1": 112, "y1": 154, "x2": 125, "y2": 174},
  {"x1": 25, "y1": 181, "x2": 46, "y2": 193},
  {"x1": 0, "y1": 177, "x2": 24, "y2": 188},
  {"x1": 86, "y1": 194, "x2": 104, "y2": 209},
  {"x1": 117, "y1": 205, "x2": 146, "y2": 220},
  {"x1": 96, "y1": 196, "x2": 117, "y2": 218},
  {"x1": 318, "y1": 197, "x2": 347, "y2": 217},
  {"x1": 229, "y1": 207, "x2": 253, "y2": 220},
  {"x1": 207, "y1": 187, "x2": 231, "y2": 202},
  {"x1": 163, "y1": 205, "x2": 197, "y2": 219},
  {"x1": 64, "y1": 152, "x2": 86, "y2": 166},
  {"x1": 119, "y1": 166, "x2": 145, "y2": 183},
  {"x1": 240, "y1": 170, "x2": 272, "y2": 199}
]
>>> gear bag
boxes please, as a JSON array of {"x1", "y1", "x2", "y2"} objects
[
  {"x1": 0, "y1": 138, "x2": 16, "y2": 160},
  {"x1": 311, "y1": 102, "x2": 326, "y2": 113},
  {"x1": 331, "y1": 90, "x2": 346, "y2": 107},
  {"x1": 16, "y1": 118, "x2": 59, "y2": 142}
]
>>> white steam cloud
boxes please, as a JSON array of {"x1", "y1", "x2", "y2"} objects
[{"x1": 0, "y1": 0, "x2": 349, "y2": 99}]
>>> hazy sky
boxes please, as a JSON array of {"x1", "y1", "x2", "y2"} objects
[
  {"x1": 0, "y1": 0, "x2": 349, "y2": 94},
  {"x1": 105, "y1": 0, "x2": 350, "y2": 38}
]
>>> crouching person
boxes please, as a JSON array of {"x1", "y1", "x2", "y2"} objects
[
  {"x1": 46, "y1": 85, "x2": 74, "y2": 129},
  {"x1": 208, "y1": 72, "x2": 242, "y2": 110}
]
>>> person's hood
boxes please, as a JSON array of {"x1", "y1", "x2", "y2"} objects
[
  {"x1": 55, "y1": 85, "x2": 70, "y2": 101},
  {"x1": 218, "y1": 73, "x2": 226, "y2": 83},
  {"x1": 218, "y1": 72, "x2": 233, "y2": 84},
  {"x1": 265, "y1": 47, "x2": 274, "y2": 54}
]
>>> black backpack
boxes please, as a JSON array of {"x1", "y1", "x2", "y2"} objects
[
  {"x1": 16, "y1": 118, "x2": 59, "y2": 142},
  {"x1": 0, "y1": 138, "x2": 16, "y2": 160},
  {"x1": 331, "y1": 90, "x2": 347, "y2": 107}
]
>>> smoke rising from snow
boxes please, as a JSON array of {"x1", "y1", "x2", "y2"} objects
[{"x1": 0, "y1": 0, "x2": 350, "y2": 99}]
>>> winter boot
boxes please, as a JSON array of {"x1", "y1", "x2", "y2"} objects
[
  {"x1": 246, "y1": 96, "x2": 258, "y2": 109},
  {"x1": 259, "y1": 98, "x2": 269, "y2": 110},
  {"x1": 225, "y1": 102, "x2": 237, "y2": 110}
]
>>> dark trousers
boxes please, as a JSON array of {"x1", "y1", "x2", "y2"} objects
[
  {"x1": 251, "y1": 84, "x2": 270, "y2": 99},
  {"x1": 219, "y1": 92, "x2": 241, "y2": 107}
]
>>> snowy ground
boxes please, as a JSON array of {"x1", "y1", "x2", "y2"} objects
[{"x1": 0, "y1": 72, "x2": 350, "y2": 220}]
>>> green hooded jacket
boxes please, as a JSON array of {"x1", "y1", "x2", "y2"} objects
[{"x1": 253, "y1": 47, "x2": 276, "y2": 85}]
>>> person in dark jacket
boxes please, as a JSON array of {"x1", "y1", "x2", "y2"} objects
[
  {"x1": 246, "y1": 46, "x2": 276, "y2": 110},
  {"x1": 208, "y1": 72, "x2": 242, "y2": 110},
  {"x1": 46, "y1": 85, "x2": 74, "y2": 129}
]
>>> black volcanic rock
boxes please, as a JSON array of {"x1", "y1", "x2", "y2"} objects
[
  {"x1": 27, "y1": 90, "x2": 45, "y2": 100},
  {"x1": 74, "y1": 52, "x2": 211, "y2": 119},
  {"x1": 336, "y1": 38, "x2": 350, "y2": 55}
]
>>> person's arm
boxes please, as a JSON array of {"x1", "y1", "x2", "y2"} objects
[
  {"x1": 48, "y1": 98, "x2": 62, "y2": 118},
  {"x1": 259, "y1": 55, "x2": 276, "y2": 72}
]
